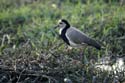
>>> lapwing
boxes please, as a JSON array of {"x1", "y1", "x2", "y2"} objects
[{"x1": 54, "y1": 19, "x2": 101, "y2": 50}]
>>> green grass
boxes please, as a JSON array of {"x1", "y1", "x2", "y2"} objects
[
  {"x1": 0, "y1": 0, "x2": 124, "y2": 54},
  {"x1": 0, "y1": 0, "x2": 125, "y2": 82}
]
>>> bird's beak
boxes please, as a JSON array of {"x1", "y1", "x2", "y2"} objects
[{"x1": 54, "y1": 25, "x2": 59, "y2": 29}]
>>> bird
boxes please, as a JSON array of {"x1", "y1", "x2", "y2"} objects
[{"x1": 54, "y1": 19, "x2": 101, "y2": 50}]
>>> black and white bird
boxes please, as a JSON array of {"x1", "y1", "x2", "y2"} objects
[{"x1": 55, "y1": 19, "x2": 101, "y2": 50}]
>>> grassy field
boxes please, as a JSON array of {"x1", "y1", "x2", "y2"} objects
[{"x1": 0, "y1": 0, "x2": 125, "y2": 83}]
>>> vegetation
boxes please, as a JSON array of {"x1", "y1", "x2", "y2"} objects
[{"x1": 0, "y1": 0, "x2": 125, "y2": 83}]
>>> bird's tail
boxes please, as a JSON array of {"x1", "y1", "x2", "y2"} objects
[{"x1": 87, "y1": 38, "x2": 101, "y2": 50}]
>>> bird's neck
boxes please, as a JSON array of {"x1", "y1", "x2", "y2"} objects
[
  {"x1": 59, "y1": 28, "x2": 64, "y2": 35},
  {"x1": 59, "y1": 26, "x2": 70, "y2": 35},
  {"x1": 59, "y1": 26, "x2": 70, "y2": 45}
]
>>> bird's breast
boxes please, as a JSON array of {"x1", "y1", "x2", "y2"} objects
[{"x1": 59, "y1": 27, "x2": 70, "y2": 45}]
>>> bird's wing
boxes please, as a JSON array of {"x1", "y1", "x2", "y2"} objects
[
  {"x1": 66, "y1": 27, "x2": 89, "y2": 44},
  {"x1": 66, "y1": 27, "x2": 101, "y2": 49}
]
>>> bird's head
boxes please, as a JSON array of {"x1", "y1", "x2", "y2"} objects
[{"x1": 54, "y1": 19, "x2": 70, "y2": 29}]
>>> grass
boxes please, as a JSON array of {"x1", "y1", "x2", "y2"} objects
[{"x1": 0, "y1": 0, "x2": 125, "y2": 82}]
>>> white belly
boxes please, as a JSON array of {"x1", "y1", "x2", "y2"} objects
[{"x1": 69, "y1": 41, "x2": 83, "y2": 48}]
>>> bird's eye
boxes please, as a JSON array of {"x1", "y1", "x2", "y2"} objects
[{"x1": 59, "y1": 22, "x2": 63, "y2": 24}]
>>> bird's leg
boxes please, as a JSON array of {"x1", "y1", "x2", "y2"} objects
[
  {"x1": 79, "y1": 45, "x2": 87, "y2": 63},
  {"x1": 64, "y1": 45, "x2": 72, "y2": 55},
  {"x1": 79, "y1": 48, "x2": 84, "y2": 61},
  {"x1": 65, "y1": 46, "x2": 73, "y2": 54}
]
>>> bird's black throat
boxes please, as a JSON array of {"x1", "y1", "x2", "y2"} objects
[{"x1": 60, "y1": 26, "x2": 70, "y2": 45}]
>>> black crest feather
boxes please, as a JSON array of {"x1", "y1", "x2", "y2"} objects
[{"x1": 61, "y1": 19, "x2": 70, "y2": 28}]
